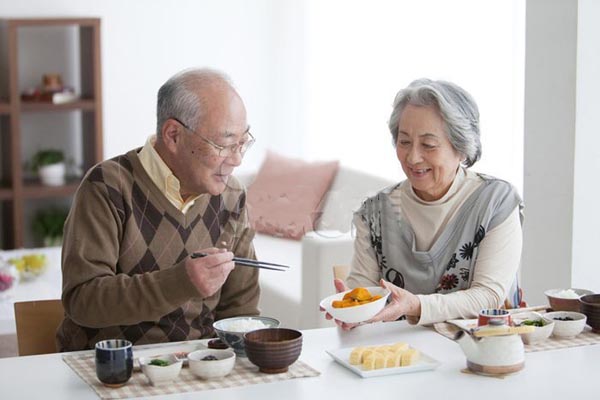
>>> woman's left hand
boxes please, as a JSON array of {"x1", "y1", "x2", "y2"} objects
[{"x1": 368, "y1": 279, "x2": 421, "y2": 323}]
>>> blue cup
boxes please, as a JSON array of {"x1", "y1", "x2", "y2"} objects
[{"x1": 95, "y1": 339, "x2": 133, "y2": 388}]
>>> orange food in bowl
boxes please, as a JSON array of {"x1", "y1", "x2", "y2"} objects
[{"x1": 332, "y1": 287, "x2": 382, "y2": 308}]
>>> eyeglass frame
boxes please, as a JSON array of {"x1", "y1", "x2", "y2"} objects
[{"x1": 170, "y1": 117, "x2": 255, "y2": 158}]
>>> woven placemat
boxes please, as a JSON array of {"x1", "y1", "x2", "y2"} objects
[
  {"x1": 432, "y1": 322, "x2": 600, "y2": 352},
  {"x1": 63, "y1": 353, "x2": 320, "y2": 399}
]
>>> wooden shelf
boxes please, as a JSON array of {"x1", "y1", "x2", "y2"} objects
[
  {"x1": 22, "y1": 178, "x2": 81, "y2": 199},
  {"x1": 21, "y1": 99, "x2": 96, "y2": 113},
  {"x1": 8, "y1": 18, "x2": 99, "y2": 28},
  {"x1": 0, "y1": 101, "x2": 10, "y2": 114},
  {"x1": 0, "y1": 187, "x2": 13, "y2": 200},
  {"x1": 0, "y1": 17, "x2": 103, "y2": 248}
]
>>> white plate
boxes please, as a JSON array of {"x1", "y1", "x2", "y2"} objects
[{"x1": 326, "y1": 345, "x2": 440, "y2": 378}]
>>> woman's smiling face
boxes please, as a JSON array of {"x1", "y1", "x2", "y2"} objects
[{"x1": 395, "y1": 104, "x2": 463, "y2": 201}]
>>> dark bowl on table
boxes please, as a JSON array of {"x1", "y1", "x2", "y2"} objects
[
  {"x1": 580, "y1": 294, "x2": 600, "y2": 333},
  {"x1": 243, "y1": 328, "x2": 302, "y2": 374}
]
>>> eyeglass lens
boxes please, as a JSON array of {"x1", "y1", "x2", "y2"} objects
[{"x1": 219, "y1": 137, "x2": 254, "y2": 157}]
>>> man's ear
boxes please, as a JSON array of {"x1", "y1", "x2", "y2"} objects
[{"x1": 161, "y1": 119, "x2": 182, "y2": 152}]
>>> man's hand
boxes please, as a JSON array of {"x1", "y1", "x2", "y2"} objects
[{"x1": 185, "y1": 248, "x2": 235, "y2": 298}]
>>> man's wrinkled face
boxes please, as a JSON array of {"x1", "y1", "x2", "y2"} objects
[{"x1": 175, "y1": 91, "x2": 248, "y2": 197}]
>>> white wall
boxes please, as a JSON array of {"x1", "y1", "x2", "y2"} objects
[
  {"x1": 305, "y1": 0, "x2": 525, "y2": 188},
  {"x1": 572, "y1": 0, "x2": 600, "y2": 292},
  {"x1": 523, "y1": 0, "x2": 600, "y2": 304},
  {"x1": 0, "y1": 0, "x2": 300, "y2": 174},
  {"x1": 1, "y1": 1, "x2": 524, "y2": 185}
]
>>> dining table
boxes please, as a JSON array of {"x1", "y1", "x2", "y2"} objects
[
  {"x1": 0, "y1": 320, "x2": 597, "y2": 399},
  {"x1": 0, "y1": 246, "x2": 62, "y2": 335}
]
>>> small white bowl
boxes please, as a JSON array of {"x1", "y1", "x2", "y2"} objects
[
  {"x1": 139, "y1": 354, "x2": 183, "y2": 385},
  {"x1": 513, "y1": 312, "x2": 555, "y2": 344},
  {"x1": 320, "y1": 286, "x2": 390, "y2": 324},
  {"x1": 188, "y1": 349, "x2": 236, "y2": 379},
  {"x1": 544, "y1": 311, "x2": 587, "y2": 338}
]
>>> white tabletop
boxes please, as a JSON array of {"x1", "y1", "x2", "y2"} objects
[
  {"x1": 0, "y1": 247, "x2": 62, "y2": 335},
  {"x1": 0, "y1": 321, "x2": 597, "y2": 399}
]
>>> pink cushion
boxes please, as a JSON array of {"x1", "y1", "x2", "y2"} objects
[{"x1": 247, "y1": 151, "x2": 339, "y2": 240}]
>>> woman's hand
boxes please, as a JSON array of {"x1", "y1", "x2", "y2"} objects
[
  {"x1": 367, "y1": 279, "x2": 421, "y2": 323},
  {"x1": 320, "y1": 279, "x2": 361, "y2": 331}
]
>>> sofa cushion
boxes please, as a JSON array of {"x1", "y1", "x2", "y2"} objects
[{"x1": 247, "y1": 151, "x2": 339, "y2": 240}]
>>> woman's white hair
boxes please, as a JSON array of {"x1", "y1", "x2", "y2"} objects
[{"x1": 388, "y1": 78, "x2": 482, "y2": 167}]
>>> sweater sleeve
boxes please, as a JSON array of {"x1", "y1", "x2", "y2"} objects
[
  {"x1": 347, "y1": 213, "x2": 381, "y2": 288},
  {"x1": 61, "y1": 180, "x2": 198, "y2": 328},
  {"x1": 416, "y1": 206, "x2": 522, "y2": 325},
  {"x1": 215, "y1": 207, "x2": 260, "y2": 320}
]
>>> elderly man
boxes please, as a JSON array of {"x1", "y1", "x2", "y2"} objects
[{"x1": 57, "y1": 68, "x2": 259, "y2": 351}]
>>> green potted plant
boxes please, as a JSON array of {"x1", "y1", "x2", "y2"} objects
[
  {"x1": 31, "y1": 149, "x2": 66, "y2": 186},
  {"x1": 32, "y1": 207, "x2": 68, "y2": 247}
]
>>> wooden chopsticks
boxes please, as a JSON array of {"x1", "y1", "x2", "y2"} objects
[
  {"x1": 471, "y1": 325, "x2": 534, "y2": 338},
  {"x1": 190, "y1": 252, "x2": 289, "y2": 272}
]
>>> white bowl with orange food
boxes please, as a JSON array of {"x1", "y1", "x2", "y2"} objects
[{"x1": 320, "y1": 286, "x2": 391, "y2": 324}]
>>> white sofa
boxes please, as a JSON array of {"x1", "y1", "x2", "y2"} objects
[{"x1": 238, "y1": 167, "x2": 393, "y2": 329}]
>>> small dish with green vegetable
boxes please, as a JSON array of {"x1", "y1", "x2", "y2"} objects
[
  {"x1": 139, "y1": 353, "x2": 183, "y2": 385},
  {"x1": 513, "y1": 312, "x2": 555, "y2": 344}
]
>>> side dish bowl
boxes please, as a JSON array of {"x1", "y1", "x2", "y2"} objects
[
  {"x1": 513, "y1": 312, "x2": 554, "y2": 344},
  {"x1": 320, "y1": 286, "x2": 390, "y2": 324},
  {"x1": 138, "y1": 354, "x2": 182, "y2": 386},
  {"x1": 544, "y1": 311, "x2": 587, "y2": 338},
  {"x1": 188, "y1": 349, "x2": 236, "y2": 379}
]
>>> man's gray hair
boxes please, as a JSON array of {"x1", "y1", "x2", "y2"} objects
[
  {"x1": 388, "y1": 78, "x2": 482, "y2": 168},
  {"x1": 156, "y1": 68, "x2": 234, "y2": 136}
]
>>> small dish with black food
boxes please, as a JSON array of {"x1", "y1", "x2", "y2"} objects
[{"x1": 187, "y1": 349, "x2": 236, "y2": 379}]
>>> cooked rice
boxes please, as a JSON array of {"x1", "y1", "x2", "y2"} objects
[{"x1": 224, "y1": 318, "x2": 269, "y2": 332}]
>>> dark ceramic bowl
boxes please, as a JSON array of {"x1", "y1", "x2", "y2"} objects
[
  {"x1": 213, "y1": 316, "x2": 280, "y2": 357},
  {"x1": 243, "y1": 328, "x2": 302, "y2": 374},
  {"x1": 580, "y1": 294, "x2": 600, "y2": 333}
]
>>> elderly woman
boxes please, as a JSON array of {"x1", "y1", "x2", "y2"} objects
[{"x1": 335, "y1": 79, "x2": 523, "y2": 328}]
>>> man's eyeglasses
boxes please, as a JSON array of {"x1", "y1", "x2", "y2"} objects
[{"x1": 171, "y1": 117, "x2": 255, "y2": 158}]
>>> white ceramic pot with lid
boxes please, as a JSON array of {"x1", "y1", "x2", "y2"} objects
[{"x1": 453, "y1": 323, "x2": 533, "y2": 375}]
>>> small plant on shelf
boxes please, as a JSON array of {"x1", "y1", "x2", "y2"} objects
[
  {"x1": 32, "y1": 207, "x2": 69, "y2": 247},
  {"x1": 30, "y1": 149, "x2": 66, "y2": 186}
]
